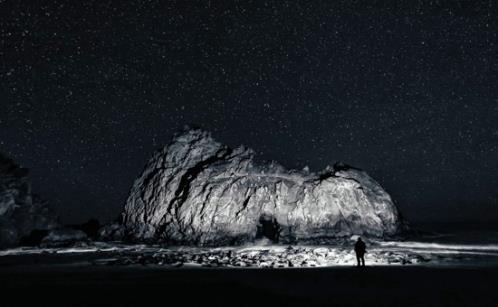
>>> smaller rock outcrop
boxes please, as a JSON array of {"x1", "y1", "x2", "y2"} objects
[
  {"x1": 41, "y1": 228, "x2": 88, "y2": 247},
  {"x1": 68, "y1": 218, "x2": 101, "y2": 240},
  {"x1": 98, "y1": 222, "x2": 126, "y2": 241},
  {"x1": 0, "y1": 153, "x2": 59, "y2": 247}
]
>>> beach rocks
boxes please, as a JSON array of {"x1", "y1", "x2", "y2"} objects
[
  {"x1": 98, "y1": 222, "x2": 126, "y2": 241},
  {"x1": 91, "y1": 243, "x2": 429, "y2": 268},
  {"x1": 41, "y1": 228, "x2": 88, "y2": 247}
]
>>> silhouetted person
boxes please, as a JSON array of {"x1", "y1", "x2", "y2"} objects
[
  {"x1": 354, "y1": 237, "x2": 366, "y2": 267},
  {"x1": 272, "y1": 217, "x2": 281, "y2": 243}
]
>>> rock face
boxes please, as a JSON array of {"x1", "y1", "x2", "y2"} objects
[
  {"x1": 0, "y1": 153, "x2": 58, "y2": 246},
  {"x1": 121, "y1": 129, "x2": 406, "y2": 245}
]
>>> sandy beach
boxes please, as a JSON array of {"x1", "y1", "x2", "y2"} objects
[{"x1": 1, "y1": 258, "x2": 497, "y2": 307}]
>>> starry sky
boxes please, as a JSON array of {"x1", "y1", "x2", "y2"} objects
[{"x1": 1, "y1": 1, "x2": 497, "y2": 224}]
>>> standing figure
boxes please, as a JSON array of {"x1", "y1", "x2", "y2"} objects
[
  {"x1": 272, "y1": 217, "x2": 281, "y2": 243},
  {"x1": 354, "y1": 237, "x2": 366, "y2": 267}
]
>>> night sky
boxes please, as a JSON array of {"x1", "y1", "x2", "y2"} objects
[{"x1": 1, "y1": 1, "x2": 497, "y2": 224}]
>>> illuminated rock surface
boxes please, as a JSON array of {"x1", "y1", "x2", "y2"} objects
[
  {"x1": 2, "y1": 239, "x2": 498, "y2": 267},
  {"x1": 121, "y1": 129, "x2": 406, "y2": 245}
]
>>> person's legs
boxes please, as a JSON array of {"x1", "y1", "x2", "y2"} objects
[
  {"x1": 356, "y1": 254, "x2": 361, "y2": 267},
  {"x1": 361, "y1": 255, "x2": 365, "y2": 267}
]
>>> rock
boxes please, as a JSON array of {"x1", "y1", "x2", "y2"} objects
[
  {"x1": 69, "y1": 218, "x2": 101, "y2": 239},
  {"x1": 41, "y1": 228, "x2": 88, "y2": 247},
  {"x1": 0, "y1": 153, "x2": 59, "y2": 247},
  {"x1": 98, "y1": 222, "x2": 126, "y2": 241},
  {"x1": 121, "y1": 129, "x2": 407, "y2": 245}
]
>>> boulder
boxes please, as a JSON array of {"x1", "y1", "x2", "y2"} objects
[
  {"x1": 68, "y1": 218, "x2": 101, "y2": 240},
  {"x1": 41, "y1": 228, "x2": 88, "y2": 247},
  {"x1": 98, "y1": 222, "x2": 126, "y2": 241},
  {"x1": 121, "y1": 129, "x2": 407, "y2": 245}
]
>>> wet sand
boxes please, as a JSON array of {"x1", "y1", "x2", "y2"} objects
[{"x1": 1, "y1": 260, "x2": 497, "y2": 307}]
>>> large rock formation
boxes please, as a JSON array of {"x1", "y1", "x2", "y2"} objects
[
  {"x1": 121, "y1": 129, "x2": 406, "y2": 245},
  {"x1": 0, "y1": 153, "x2": 58, "y2": 247}
]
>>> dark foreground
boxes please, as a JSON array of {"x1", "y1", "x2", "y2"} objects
[{"x1": 1, "y1": 264, "x2": 497, "y2": 307}]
